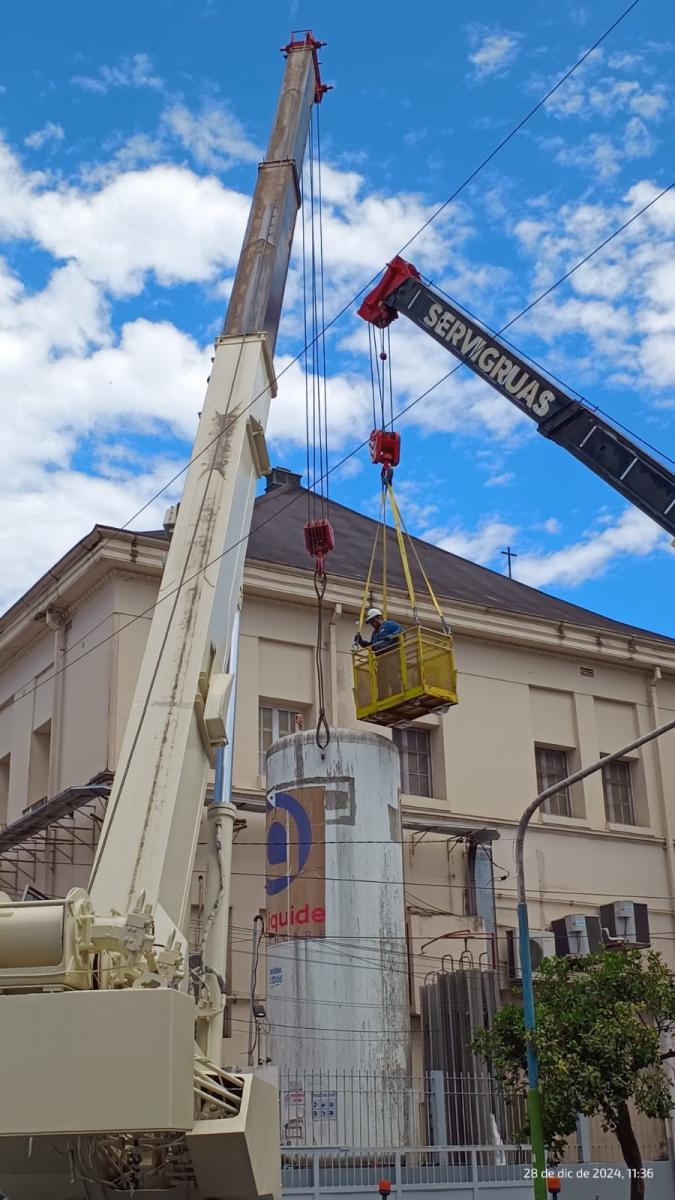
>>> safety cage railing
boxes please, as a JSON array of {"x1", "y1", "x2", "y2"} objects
[{"x1": 353, "y1": 626, "x2": 458, "y2": 727}]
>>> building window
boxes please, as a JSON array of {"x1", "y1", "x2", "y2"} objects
[
  {"x1": 602, "y1": 758, "x2": 635, "y2": 825},
  {"x1": 259, "y1": 706, "x2": 302, "y2": 776},
  {"x1": 535, "y1": 747, "x2": 571, "y2": 818},
  {"x1": 393, "y1": 727, "x2": 432, "y2": 797},
  {"x1": 27, "y1": 721, "x2": 51, "y2": 809}
]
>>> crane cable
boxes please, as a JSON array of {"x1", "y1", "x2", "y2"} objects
[{"x1": 303, "y1": 104, "x2": 331, "y2": 751}]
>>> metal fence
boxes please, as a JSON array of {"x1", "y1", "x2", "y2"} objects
[
  {"x1": 282, "y1": 1145, "x2": 532, "y2": 1194},
  {"x1": 565, "y1": 1107, "x2": 668, "y2": 1164},
  {"x1": 279, "y1": 1071, "x2": 669, "y2": 1166},
  {"x1": 279, "y1": 1072, "x2": 527, "y2": 1150}
]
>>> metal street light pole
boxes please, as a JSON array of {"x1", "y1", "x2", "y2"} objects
[{"x1": 515, "y1": 713, "x2": 675, "y2": 1200}]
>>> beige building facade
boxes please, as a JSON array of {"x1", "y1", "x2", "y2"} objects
[{"x1": 1, "y1": 470, "x2": 675, "y2": 1086}]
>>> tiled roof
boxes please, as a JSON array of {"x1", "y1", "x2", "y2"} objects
[{"x1": 246, "y1": 480, "x2": 674, "y2": 644}]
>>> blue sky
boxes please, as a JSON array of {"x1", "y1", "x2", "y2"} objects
[{"x1": 1, "y1": 0, "x2": 674, "y2": 634}]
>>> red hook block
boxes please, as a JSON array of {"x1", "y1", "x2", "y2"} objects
[
  {"x1": 369, "y1": 429, "x2": 401, "y2": 468},
  {"x1": 304, "y1": 519, "x2": 335, "y2": 575}
]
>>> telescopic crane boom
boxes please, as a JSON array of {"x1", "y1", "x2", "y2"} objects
[
  {"x1": 0, "y1": 32, "x2": 327, "y2": 1200},
  {"x1": 359, "y1": 256, "x2": 675, "y2": 539}
]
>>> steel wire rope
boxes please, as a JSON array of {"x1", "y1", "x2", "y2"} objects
[
  {"x1": 387, "y1": 327, "x2": 394, "y2": 432},
  {"x1": 19, "y1": 931, "x2": 675, "y2": 1002},
  {"x1": 45, "y1": 0, "x2": 640, "y2": 594},
  {"x1": 8, "y1": 174, "x2": 675, "y2": 711},
  {"x1": 228, "y1": 868, "x2": 675, "y2": 905},
  {"x1": 302, "y1": 163, "x2": 311, "y2": 529},
  {"x1": 393, "y1": 0, "x2": 642, "y2": 259},
  {"x1": 368, "y1": 324, "x2": 378, "y2": 429},
  {"x1": 317, "y1": 102, "x2": 330, "y2": 520},
  {"x1": 236, "y1": 927, "x2": 675, "y2": 971},
  {"x1": 226, "y1": 980, "x2": 675, "y2": 1037},
  {"x1": 308, "y1": 109, "x2": 319, "y2": 524},
  {"x1": 247, "y1": 913, "x2": 266, "y2": 1063},
  {"x1": 305, "y1": 111, "x2": 331, "y2": 750},
  {"x1": 231, "y1": 872, "x2": 675, "y2": 900},
  {"x1": 6, "y1": 835, "x2": 675, "y2": 905}
]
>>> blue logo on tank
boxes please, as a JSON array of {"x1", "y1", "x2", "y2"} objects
[{"x1": 266, "y1": 791, "x2": 312, "y2": 895}]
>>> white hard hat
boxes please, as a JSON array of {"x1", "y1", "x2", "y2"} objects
[{"x1": 366, "y1": 608, "x2": 382, "y2": 623}]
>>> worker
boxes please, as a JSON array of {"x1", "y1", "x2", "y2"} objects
[
  {"x1": 353, "y1": 608, "x2": 403, "y2": 651},
  {"x1": 354, "y1": 608, "x2": 404, "y2": 701}
]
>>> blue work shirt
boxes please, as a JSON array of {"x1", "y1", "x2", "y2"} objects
[{"x1": 370, "y1": 619, "x2": 403, "y2": 649}]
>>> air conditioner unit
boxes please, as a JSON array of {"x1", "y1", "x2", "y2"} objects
[
  {"x1": 551, "y1": 914, "x2": 603, "y2": 957},
  {"x1": 600, "y1": 901, "x2": 650, "y2": 947},
  {"x1": 506, "y1": 929, "x2": 556, "y2": 981}
]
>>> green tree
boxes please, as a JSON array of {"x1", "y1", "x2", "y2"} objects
[{"x1": 473, "y1": 950, "x2": 675, "y2": 1200}]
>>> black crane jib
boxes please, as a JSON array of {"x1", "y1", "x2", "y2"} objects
[{"x1": 358, "y1": 256, "x2": 675, "y2": 541}]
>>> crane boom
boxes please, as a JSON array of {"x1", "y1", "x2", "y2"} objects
[
  {"x1": 89, "y1": 32, "x2": 325, "y2": 938},
  {"x1": 359, "y1": 256, "x2": 675, "y2": 539},
  {"x1": 0, "y1": 33, "x2": 327, "y2": 1200}
]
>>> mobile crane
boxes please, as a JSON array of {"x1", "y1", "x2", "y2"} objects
[
  {"x1": 0, "y1": 33, "x2": 327, "y2": 1200},
  {"x1": 359, "y1": 257, "x2": 675, "y2": 538}
]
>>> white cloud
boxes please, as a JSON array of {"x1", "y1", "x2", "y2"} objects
[
  {"x1": 541, "y1": 58, "x2": 667, "y2": 124},
  {"x1": 537, "y1": 517, "x2": 561, "y2": 535},
  {"x1": 0, "y1": 464, "x2": 181, "y2": 612},
  {"x1": 485, "y1": 472, "x2": 514, "y2": 488},
  {"x1": 508, "y1": 180, "x2": 675, "y2": 403},
  {"x1": 0, "y1": 137, "x2": 249, "y2": 294},
  {"x1": 0, "y1": 251, "x2": 207, "y2": 605},
  {"x1": 340, "y1": 321, "x2": 529, "y2": 445},
  {"x1": 623, "y1": 116, "x2": 656, "y2": 159},
  {"x1": 163, "y1": 102, "x2": 260, "y2": 169},
  {"x1": 24, "y1": 122, "x2": 64, "y2": 150},
  {"x1": 6, "y1": 100, "x2": 673, "y2": 618},
  {"x1": 267, "y1": 356, "x2": 370, "y2": 452},
  {"x1": 467, "y1": 27, "x2": 521, "y2": 80},
  {"x1": 383, "y1": 479, "x2": 439, "y2": 529},
  {"x1": 27, "y1": 165, "x2": 249, "y2": 294},
  {"x1": 432, "y1": 519, "x2": 517, "y2": 565},
  {"x1": 549, "y1": 116, "x2": 659, "y2": 179},
  {"x1": 80, "y1": 133, "x2": 165, "y2": 183},
  {"x1": 71, "y1": 53, "x2": 163, "y2": 94},
  {"x1": 515, "y1": 509, "x2": 668, "y2": 588},
  {"x1": 607, "y1": 53, "x2": 642, "y2": 70}
]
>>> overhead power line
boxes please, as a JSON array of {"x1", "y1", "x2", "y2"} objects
[
  {"x1": 5, "y1": 28, "x2": 670, "y2": 711},
  {"x1": 395, "y1": 0, "x2": 642, "y2": 257},
  {"x1": 229, "y1": 869, "x2": 675, "y2": 903},
  {"x1": 46, "y1": 0, "x2": 642, "y2": 595}
]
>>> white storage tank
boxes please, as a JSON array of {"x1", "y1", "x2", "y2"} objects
[{"x1": 266, "y1": 728, "x2": 411, "y2": 1147}]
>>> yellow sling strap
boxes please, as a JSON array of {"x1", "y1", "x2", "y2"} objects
[
  {"x1": 385, "y1": 484, "x2": 419, "y2": 622},
  {"x1": 395, "y1": 494, "x2": 451, "y2": 634},
  {"x1": 358, "y1": 489, "x2": 386, "y2": 630},
  {"x1": 358, "y1": 481, "x2": 451, "y2": 634}
]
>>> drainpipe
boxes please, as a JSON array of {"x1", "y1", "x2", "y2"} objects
[
  {"x1": 648, "y1": 667, "x2": 675, "y2": 1173},
  {"x1": 329, "y1": 603, "x2": 342, "y2": 726},
  {"x1": 199, "y1": 602, "x2": 241, "y2": 1065}
]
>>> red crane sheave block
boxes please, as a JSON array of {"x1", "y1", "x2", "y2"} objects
[
  {"x1": 304, "y1": 519, "x2": 335, "y2": 559},
  {"x1": 369, "y1": 429, "x2": 401, "y2": 467}
]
